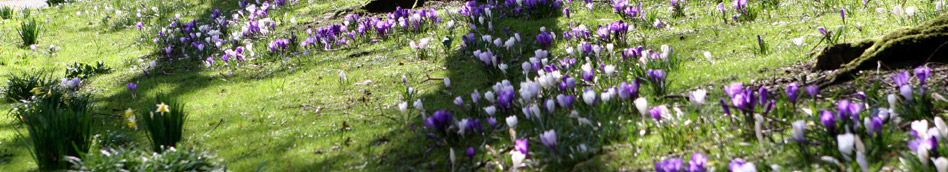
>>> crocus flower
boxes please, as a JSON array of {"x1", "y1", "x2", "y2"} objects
[
  {"x1": 583, "y1": 89, "x2": 597, "y2": 105},
  {"x1": 728, "y1": 159, "x2": 756, "y2": 172},
  {"x1": 136, "y1": 22, "x2": 143, "y2": 30},
  {"x1": 791, "y1": 120, "x2": 807, "y2": 143},
  {"x1": 686, "y1": 153, "x2": 708, "y2": 172},
  {"x1": 557, "y1": 94, "x2": 575, "y2": 109},
  {"x1": 127, "y1": 83, "x2": 138, "y2": 92},
  {"x1": 514, "y1": 139, "x2": 529, "y2": 156},
  {"x1": 901, "y1": 85, "x2": 914, "y2": 102},
  {"x1": 655, "y1": 158, "x2": 683, "y2": 172},
  {"x1": 724, "y1": 83, "x2": 743, "y2": 97},
  {"x1": 840, "y1": 9, "x2": 846, "y2": 22},
  {"x1": 454, "y1": 96, "x2": 463, "y2": 107},
  {"x1": 536, "y1": 32, "x2": 553, "y2": 48},
  {"x1": 425, "y1": 110, "x2": 452, "y2": 134},
  {"x1": 821, "y1": 110, "x2": 837, "y2": 131},
  {"x1": 805, "y1": 85, "x2": 819, "y2": 98},
  {"x1": 818, "y1": 27, "x2": 827, "y2": 35},
  {"x1": 916, "y1": 65, "x2": 931, "y2": 85},
  {"x1": 720, "y1": 98, "x2": 731, "y2": 116},
  {"x1": 650, "y1": 106, "x2": 664, "y2": 122},
  {"x1": 506, "y1": 115, "x2": 518, "y2": 128},
  {"x1": 786, "y1": 83, "x2": 799, "y2": 103},
  {"x1": 690, "y1": 89, "x2": 707, "y2": 105},
  {"x1": 466, "y1": 147, "x2": 476, "y2": 160},
  {"x1": 936, "y1": 157, "x2": 948, "y2": 172},
  {"x1": 837, "y1": 133, "x2": 855, "y2": 156},
  {"x1": 647, "y1": 69, "x2": 666, "y2": 84},
  {"x1": 757, "y1": 87, "x2": 769, "y2": 106},
  {"x1": 540, "y1": 130, "x2": 557, "y2": 152},
  {"x1": 635, "y1": 97, "x2": 649, "y2": 117},
  {"x1": 893, "y1": 71, "x2": 910, "y2": 86}
]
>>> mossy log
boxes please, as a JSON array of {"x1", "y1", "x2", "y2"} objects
[
  {"x1": 815, "y1": 13, "x2": 948, "y2": 87},
  {"x1": 362, "y1": 0, "x2": 425, "y2": 13}
]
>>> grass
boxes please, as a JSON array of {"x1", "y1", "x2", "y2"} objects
[{"x1": 0, "y1": 0, "x2": 940, "y2": 171}]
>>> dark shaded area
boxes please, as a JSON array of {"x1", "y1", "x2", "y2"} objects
[
  {"x1": 362, "y1": 0, "x2": 425, "y2": 13},
  {"x1": 815, "y1": 13, "x2": 948, "y2": 87},
  {"x1": 813, "y1": 40, "x2": 873, "y2": 70}
]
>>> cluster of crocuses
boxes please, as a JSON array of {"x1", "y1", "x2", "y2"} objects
[
  {"x1": 152, "y1": 15, "x2": 228, "y2": 61},
  {"x1": 501, "y1": 0, "x2": 563, "y2": 17},
  {"x1": 905, "y1": 116, "x2": 948, "y2": 171},
  {"x1": 235, "y1": 1, "x2": 277, "y2": 37},
  {"x1": 300, "y1": 24, "x2": 350, "y2": 51},
  {"x1": 653, "y1": 153, "x2": 707, "y2": 172},
  {"x1": 728, "y1": 0, "x2": 748, "y2": 20},
  {"x1": 612, "y1": 0, "x2": 643, "y2": 19},
  {"x1": 388, "y1": 7, "x2": 441, "y2": 32}
]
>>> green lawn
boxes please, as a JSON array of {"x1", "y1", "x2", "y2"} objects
[{"x1": 0, "y1": 0, "x2": 941, "y2": 171}]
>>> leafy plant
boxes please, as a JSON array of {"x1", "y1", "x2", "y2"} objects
[
  {"x1": 65, "y1": 61, "x2": 113, "y2": 79},
  {"x1": 3, "y1": 71, "x2": 57, "y2": 102},
  {"x1": 69, "y1": 146, "x2": 227, "y2": 172},
  {"x1": 21, "y1": 8, "x2": 31, "y2": 19},
  {"x1": 18, "y1": 19, "x2": 42, "y2": 46},
  {"x1": 140, "y1": 95, "x2": 188, "y2": 153},
  {"x1": 15, "y1": 87, "x2": 94, "y2": 170},
  {"x1": 0, "y1": 6, "x2": 12, "y2": 19}
]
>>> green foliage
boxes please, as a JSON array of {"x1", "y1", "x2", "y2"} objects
[
  {"x1": 0, "y1": 6, "x2": 13, "y2": 20},
  {"x1": 15, "y1": 87, "x2": 94, "y2": 171},
  {"x1": 17, "y1": 19, "x2": 42, "y2": 46},
  {"x1": 69, "y1": 146, "x2": 228, "y2": 172},
  {"x1": 21, "y1": 8, "x2": 31, "y2": 19},
  {"x1": 3, "y1": 71, "x2": 57, "y2": 102},
  {"x1": 65, "y1": 61, "x2": 113, "y2": 79},
  {"x1": 140, "y1": 95, "x2": 188, "y2": 153}
]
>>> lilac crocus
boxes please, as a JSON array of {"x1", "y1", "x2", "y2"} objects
[
  {"x1": 915, "y1": 65, "x2": 931, "y2": 85},
  {"x1": 729, "y1": 159, "x2": 756, "y2": 172},
  {"x1": 805, "y1": 85, "x2": 819, "y2": 98},
  {"x1": 686, "y1": 153, "x2": 708, "y2": 172},
  {"x1": 515, "y1": 139, "x2": 529, "y2": 155},
  {"x1": 720, "y1": 98, "x2": 731, "y2": 116},
  {"x1": 837, "y1": 100, "x2": 851, "y2": 120},
  {"x1": 126, "y1": 83, "x2": 138, "y2": 91},
  {"x1": 893, "y1": 71, "x2": 910, "y2": 86},
  {"x1": 540, "y1": 130, "x2": 557, "y2": 152},
  {"x1": 724, "y1": 83, "x2": 743, "y2": 97},
  {"x1": 786, "y1": 83, "x2": 799, "y2": 103},
  {"x1": 655, "y1": 158, "x2": 683, "y2": 172},
  {"x1": 136, "y1": 22, "x2": 143, "y2": 30},
  {"x1": 867, "y1": 117, "x2": 883, "y2": 136},
  {"x1": 647, "y1": 69, "x2": 666, "y2": 84},
  {"x1": 818, "y1": 27, "x2": 827, "y2": 35},
  {"x1": 556, "y1": 94, "x2": 575, "y2": 108},
  {"x1": 821, "y1": 110, "x2": 837, "y2": 131}
]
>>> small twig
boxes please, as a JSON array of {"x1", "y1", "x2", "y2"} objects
[{"x1": 419, "y1": 74, "x2": 445, "y2": 83}]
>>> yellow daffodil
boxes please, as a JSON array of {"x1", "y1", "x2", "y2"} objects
[
  {"x1": 127, "y1": 118, "x2": 137, "y2": 129},
  {"x1": 124, "y1": 108, "x2": 135, "y2": 118},
  {"x1": 30, "y1": 87, "x2": 42, "y2": 95},
  {"x1": 156, "y1": 103, "x2": 170, "y2": 113}
]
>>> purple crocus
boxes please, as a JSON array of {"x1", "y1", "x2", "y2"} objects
[
  {"x1": 136, "y1": 22, "x2": 143, "y2": 30},
  {"x1": 556, "y1": 94, "x2": 575, "y2": 109},
  {"x1": 425, "y1": 110, "x2": 453, "y2": 134},
  {"x1": 466, "y1": 147, "x2": 476, "y2": 159},
  {"x1": 647, "y1": 69, "x2": 666, "y2": 84},
  {"x1": 786, "y1": 83, "x2": 799, "y2": 103},
  {"x1": 536, "y1": 32, "x2": 554, "y2": 49},
  {"x1": 837, "y1": 100, "x2": 851, "y2": 120},
  {"x1": 655, "y1": 158, "x2": 683, "y2": 172},
  {"x1": 686, "y1": 153, "x2": 708, "y2": 172},
  {"x1": 915, "y1": 65, "x2": 931, "y2": 85},
  {"x1": 515, "y1": 139, "x2": 529, "y2": 155},
  {"x1": 893, "y1": 71, "x2": 910, "y2": 86},
  {"x1": 840, "y1": 9, "x2": 846, "y2": 23},
  {"x1": 650, "y1": 106, "x2": 664, "y2": 122},
  {"x1": 724, "y1": 83, "x2": 743, "y2": 97},
  {"x1": 821, "y1": 110, "x2": 837, "y2": 131},
  {"x1": 868, "y1": 116, "x2": 883, "y2": 136},
  {"x1": 126, "y1": 83, "x2": 138, "y2": 92},
  {"x1": 818, "y1": 27, "x2": 827, "y2": 35},
  {"x1": 805, "y1": 85, "x2": 819, "y2": 98},
  {"x1": 758, "y1": 87, "x2": 769, "y2": 106},
  {"x1": 720, "y1": 98, "x2": 731, "y2": 116},
  {"x1": 268, "y1": 39, "x2": 290, "y2": 52}
]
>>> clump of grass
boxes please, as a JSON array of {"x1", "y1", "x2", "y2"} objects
[
  {"x1": 139, "y1": 95, "x2": 188, "y2": 153},
  {"x1": 16, "y1": 87, "x2": 95, "y2": 170},
  {"x1": 18, "y1": 19, "x2": 42, "y2": 46},
  {"x1": 65, "y1": 61, "x2": 113, "y2": 79},
  {"x1": 0, "y1": 6, "x2": 12, "y2": 20},
  {"x1": 21, "y1": 8, "x2": 31, "y2": 19},
  {"x1": 69, "y1": 146, "x2": 227, "y2": 171},
  {"x1": 3, "y1": 71, "x2": 57, "y2": 102}
]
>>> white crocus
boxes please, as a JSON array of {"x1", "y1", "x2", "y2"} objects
[
  {"x1": 935, "y1": 157, "x2": 948, "y2": 172},
  {"x1": 398, "y1": 102, "x2": 408, "y2": 115},
  {"x1": 690, "y1": 89, "x2": 707, "y2": 105},
  {"x1": 837, "y1": 133, "x2": 855, "y2": 157},
  {"x1": 444, "y1": 78, "x2": 451, "y2": 88},
  {"x1": 413, "y1": 99, "x2": 424, "y2": 111},
  {"x1": 634, "y1": 97, "x2": 648, "y2": 118},
  {"x1": 484, "y1": 106, "x2": 497, "y2": 116},
  {"x1": 506, "y1": 115, "x2": 518, "y2": 128}
]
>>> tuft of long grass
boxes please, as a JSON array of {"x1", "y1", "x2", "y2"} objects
[
  {"x1": 3, "y1": 71, "x2": 57, "y2": 103},
  {"x1": 16, "y1": 88, "x2": 95, "y2": 171},
  {"x1": 140, "y1": 94, "x2": 188, "y2": 153},
  {"x1": 18, "y1": 19, "x2": 42, "y2": 46},
  {"x1": 0, "y1": 6, "x2": 12, "y2": 19}
]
